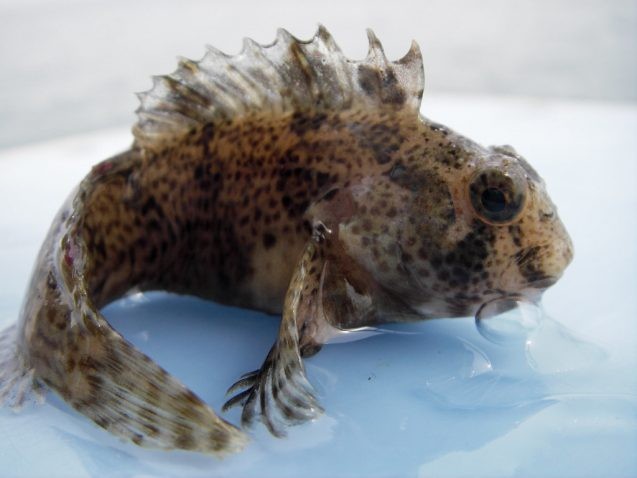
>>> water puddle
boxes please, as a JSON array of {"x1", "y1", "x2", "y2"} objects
[
  {"x1": 476, "y1": 297, "x2": 608, "y2": 373},
  {"x1": 420, "y1": 297, "x2": 629, "y2": 411}
]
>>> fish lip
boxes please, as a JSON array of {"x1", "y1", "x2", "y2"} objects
[{"x1": 526, "y1": 276, "x2": 558, "y2": 290}]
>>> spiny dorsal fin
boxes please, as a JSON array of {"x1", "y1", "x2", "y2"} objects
[{"x1": 133, "y1": 25, "x2": 424, "y2": 151}]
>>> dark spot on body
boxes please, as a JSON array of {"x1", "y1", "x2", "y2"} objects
[
  {"x1": 194, "y1": 164, "x2": 205, "y2": 180},
  {"x1": 199, "y1": 123, "x2": 216, "y2": 156},
  {"x1": 289, "y1": 112, "x2": 327, "y2": 136},
  {"x1": 209, "y1": 429, "x2": 231, "y2": 452},
  {"x1": 174, "y1": 432, "x2": 195, "y2": 450},
  {"x1": 316, "y1": 171, "x2": 330, "y2": 189},
  {"x1": 140, "y1": 196, "x2": 165, "y2": 219},
  {"x1": 263, "y1": 233, "x2": 277, "y2": 249},
  {"x1": 508, "y1": 224, "x2": 523, "y2": 247}
]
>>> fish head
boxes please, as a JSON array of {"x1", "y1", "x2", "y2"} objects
[
  {"x1": 395, "y1": 129, "x2": 573, "y2": 318},
  {"x1": 336, "y1": 119, "x2": 574, "y2": 319}
]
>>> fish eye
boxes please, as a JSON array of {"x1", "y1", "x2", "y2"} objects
[
  {"x1": 469, "y1": 167, "x2": 527, "y2": 224},
  {"x1": 481, "y1": 187, "x2": 506, "y2": 213}
]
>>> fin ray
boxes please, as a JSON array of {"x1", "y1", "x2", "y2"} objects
[
  {"x1": 65, "y1": 329, "x2": 248, "y2": 455},
  {"x1": 133, "y1": 26, "x2": 424, "y2": 151}
]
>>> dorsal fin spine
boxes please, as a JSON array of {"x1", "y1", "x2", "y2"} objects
[
  {"x1": 365, "y1": 28, "x2": 389, "y2": 66},
  {"x1": 133, "y1": 26, "x2": 425, "y2": 151}
]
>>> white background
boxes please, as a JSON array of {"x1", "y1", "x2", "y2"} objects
[
  {"x1": 0, "y1": 1, "x2": 636, "y2": 477},
  {"x1": 0, "y1": 0, "x2": 635, "y2": 147}
]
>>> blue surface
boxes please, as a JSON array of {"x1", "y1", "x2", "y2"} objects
[{"x1": 0, "y1": 96, "x2": 636, "y2": 477}]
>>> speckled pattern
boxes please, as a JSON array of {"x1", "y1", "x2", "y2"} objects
[{"x1": 0, "y1": 26, "x2": 573, "y2": 456}]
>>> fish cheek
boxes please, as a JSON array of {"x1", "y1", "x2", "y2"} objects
[
  {"x1": 387, "y1": 164, "x2": 455, "y2": 232},
  {"x1": 408, "y1": 170, "x2": 456, "y2": 256}
]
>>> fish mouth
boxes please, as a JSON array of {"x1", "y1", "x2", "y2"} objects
[
  {"x1": 495, "y1": 275, "x2": 558, "y2": 309},
  {"x1": 525, "y1": 275, "x2": 558, "y2": 290}
]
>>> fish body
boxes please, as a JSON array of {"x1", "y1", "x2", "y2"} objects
[{"x1": 0, "y1": 27, "x2": 573, "y2": 455}]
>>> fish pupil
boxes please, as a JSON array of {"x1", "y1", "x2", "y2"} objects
[{"x1": 481, "y1": 188, "x2": 506, "y2": 212}]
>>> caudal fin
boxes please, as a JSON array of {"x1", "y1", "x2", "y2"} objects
[
  {"x1": 1, "y1": 189, "x2": 247, "y2": 456},
  {"x1": 63, "y1": 324, "x2": 248, "y2": 455},
  {"x1": 8, "y1": 283, "x2": 247, "y2": 455},
  {"x1": 0, "y1": 323, "x2": 44, "y2": 409},
  {"x1": 4, "y1": 296, "x2": 247, "y2": 456}
]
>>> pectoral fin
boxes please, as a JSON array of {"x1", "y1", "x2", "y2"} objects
[{"x1": 223, "y1": 240, "x2": 327, "y2": 436}]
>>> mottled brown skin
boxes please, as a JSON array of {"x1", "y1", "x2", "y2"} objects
[
  {"x1": 0, "y1": 27, "x2": 574, "y2": 456},
  {"x1": 81, "y1": 109, "x2": 448, "y2": 314},
  {"x1": 5, "y1": 106, "x2": 573, "y2": 453}
]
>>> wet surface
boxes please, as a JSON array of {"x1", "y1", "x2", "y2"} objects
[{"x1": 0, "y1": 97, "x2": 635, "y2": 477}]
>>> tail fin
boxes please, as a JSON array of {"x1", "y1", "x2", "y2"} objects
[
  {"x1": 0, "y1": 323, "x2": 44, "y2": 409},
  {"x1": 0, "y1": 193, "x2": 247, "y2": 456},
  {"x1": 60, "y1": 324, "x2": 248, "y2": 455}
]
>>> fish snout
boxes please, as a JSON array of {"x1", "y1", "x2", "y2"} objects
[{"x1": 518, "y1": 235, "x2": 573, "y2": 292}]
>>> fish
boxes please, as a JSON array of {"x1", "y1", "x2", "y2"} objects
[{"x1": 0, "y1": 26, "x2": 573, "y2": 456}]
